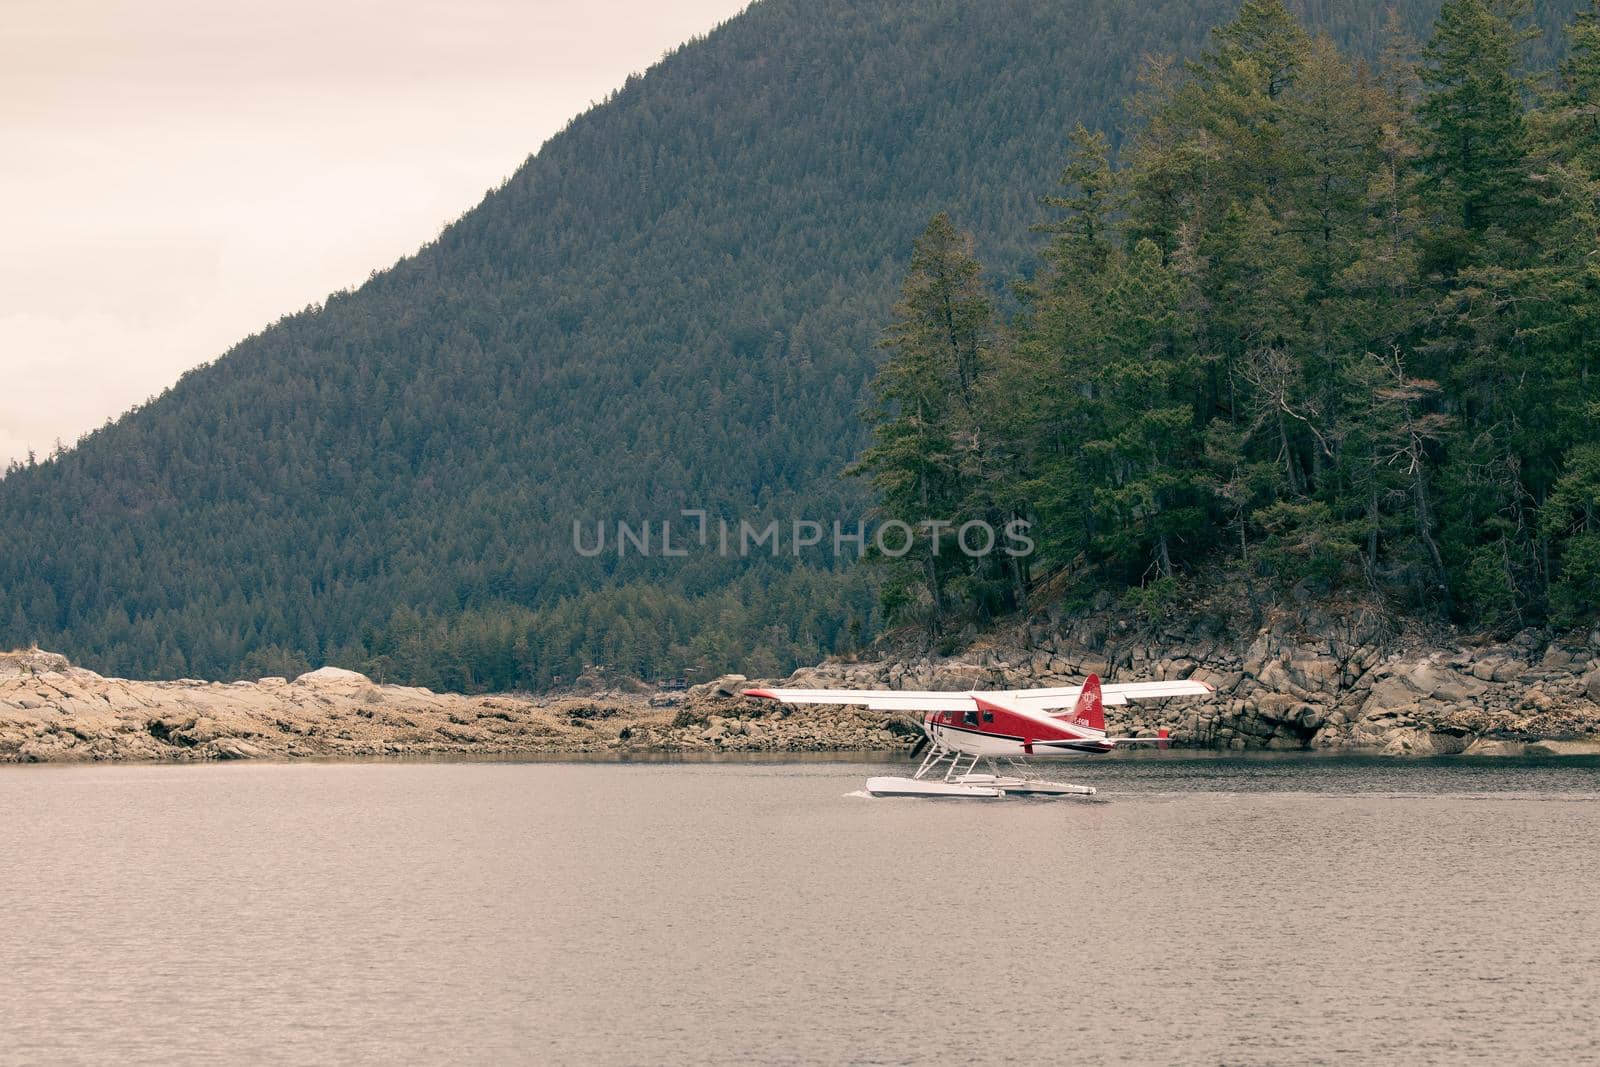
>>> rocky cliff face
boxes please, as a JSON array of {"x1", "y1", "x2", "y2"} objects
[{"x1": 715, "y1": 606, "x2": 1600, "y2": 757}]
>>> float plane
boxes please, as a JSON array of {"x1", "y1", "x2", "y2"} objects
[{"x1": 745, "y1": 673, "x2": 1213, "y2": 798}]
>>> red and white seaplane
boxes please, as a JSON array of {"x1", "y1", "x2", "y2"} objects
[{"x1": 745, "y1": 673, "x2": 1213, "y2": 798}]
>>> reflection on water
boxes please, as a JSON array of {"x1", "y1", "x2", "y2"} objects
[{"x1": 2, "y1": 754, "x2": 1598, "y2": 1065}]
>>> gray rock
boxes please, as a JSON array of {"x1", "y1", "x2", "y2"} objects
[
  {"x1": 1379, "y1": 728, "x2": 1436, "y2": 756},
  {"x1": 1405, "y1": 661, "x2": 1487, "y2": 703},
  {"x1": 1286, "y1": 656, "x2": 1339, "y2": 691},
  {"x1": 1491, "y1": 659, "x2": 1526, "y2": 683},
  {"x1": 0, "y1": 649, "x2": 72, "y2": 677},
  {"x1": 1193, "y1": 669, "x2": 1244, "y2": 694},
  {"x1": 698, "y1": 674, "x2": 748, "y2": 698},
  {"x1": 293, "y1": 666, "x2": 373, "y2": 687},
  {"x1": 1241, "y1": 636, "x2": 1273, "y2": 679},
  {"x1": 1312, "y1": 720, "x2": 1350, "y2": 743},
  {"x1": 1297, "y1": 705, "x2": 1327, "y2": 730},
  {"x1": 1253, "y1": 694, "x2": 1299, "y2": 723},
  {"x1": 1463, "y1": 738, "x2": 1527, "y2": 757},
  {"x1": 929, "y1": 665, "x2": 991, "y2": 691},
  {"x1": 1363, "y1": 676, "x2": 1418, "y2": 717},
  {"x1": 1541, "y1": 647, "x2": 1575, "y2": 670},
  {"x1": 1255, "y1": 660, "x2": 1294, "y2": 694},
  {"x1": 1526, "y1": 739, "x2": 1600, "y2": 756},
  {"x1": 1077, "y1": 656, "x2": 1111, "y2": 677},
  {"x1": 208, "y1": 738, "x2": 265, "y2": 759}
]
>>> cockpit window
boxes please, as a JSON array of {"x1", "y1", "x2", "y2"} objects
[
  {"x1": 963, "y1": 710, "x2": 979, "y2": 726},
  {"x1": 981, "y1": 711, "x2": 994, "y2": 723}
]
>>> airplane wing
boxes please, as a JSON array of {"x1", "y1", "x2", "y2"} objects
[
  {"x1": 1102, "y1": 679, "x2": 1215, "y2": 702},
  {"x1": 743, "y1": 678, "x2": 1212, "y2": 712},
  {"x1": 741, "y1": 688, "x2": 978, "y2": 712},
  {"x1": 997, "y1": 679, "x2": 1214, "y2": 709}
]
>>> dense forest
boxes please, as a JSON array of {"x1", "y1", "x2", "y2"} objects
[
  {"x1": 0, "y1": 0, "x2": 1588, "y2": 688},
  {"x1": 860, "y1": 0, "x2": 1600, "y2": 639}
]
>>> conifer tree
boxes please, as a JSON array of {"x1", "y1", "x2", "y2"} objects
[
  {"x1": 1002, "y1": 127, "x2": 1119, "y2": 578},
  {"x1": 1033, "y1": 124, "x2": 1115, "y2": 291},
  {"x1": 1082, "y1": 240, "x2": 1206, "y2": 580},
  {"x1": 850, "y1": 213, "x2": 997, "y2": 622},
  {"x1": 1416, "y1": 0, "x2": 1539, "y2": 257},
  {"x1": 1542, "y1": 444, "x2": 1600, "y2": 623},
  {"x1": 1203, "y1": 0, "x2": 1314, "y2": 100},
  {"x1": 1538, "y1": 0, "x2": 1600, "y2": 170}
]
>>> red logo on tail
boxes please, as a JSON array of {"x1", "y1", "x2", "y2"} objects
[{"x1": 1067, "y1": 674, "x2": 1105, "y2": 732}]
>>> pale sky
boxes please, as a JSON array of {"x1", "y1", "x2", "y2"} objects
[{"x1": 0, "y1": 0, "x2": 751, "y2": 465}]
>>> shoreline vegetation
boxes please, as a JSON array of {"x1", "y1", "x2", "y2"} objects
[{"x1": 7, "y1": 598, "x2": 1600, "y2": 763}]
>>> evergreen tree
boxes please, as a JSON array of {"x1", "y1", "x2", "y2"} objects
[
  {"x1": 1416, "y1": 0, "x2": 1540, "y2": 259},
  {"x1": 1003, "y1": 127, "x2": 1119, "y2": 578},
  {"x1": 1543, "y1": 444, "x2": 1600, "y2": 623},
  {"x1": 1081, "y1": 240, "x2": 1207, "y2": 581},
  {"x1": 1539, "y1": 0, "x2": 1600, "y2": 170},
  {"x1": 849, "y1": 213, "x2": 997, "y2": 623}
]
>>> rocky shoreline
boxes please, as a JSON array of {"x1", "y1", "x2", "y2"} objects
[
  {"x1": 6, "y1": 606, "x2": 1600, "y2": 763},
  {"x1": 752, "y1": 604, "x2": 1600, "y2": 759},
  {"x1": 0, "y1": 649, "x2": 907, "y2": 764}
]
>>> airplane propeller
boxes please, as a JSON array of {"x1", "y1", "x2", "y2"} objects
[{"x1": 908, "y1": 732, "x2": 929, "y2": 758}]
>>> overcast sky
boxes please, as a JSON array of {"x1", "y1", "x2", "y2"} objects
[{"x1": 0, "y1": 0, "x2": 750, "y2": 465}]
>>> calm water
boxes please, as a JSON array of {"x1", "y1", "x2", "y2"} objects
[{"x1": 2, "y1": 754, "x2": 1599, "y2": 1065}]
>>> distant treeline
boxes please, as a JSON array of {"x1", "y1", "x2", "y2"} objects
[{"x1": 858, "y1": 0, "x2": 1600, "y2": 635}]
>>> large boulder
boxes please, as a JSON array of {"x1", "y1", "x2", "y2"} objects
[
  {"x1": 1471, "y1": 656, "x2": 1525, "y2": 682},
  {"x1": 1526, "y1": 738, "x2": 1600, "y2": 756},
  {"x1": 1405, "y1": 661, "x2": 1487, "y2": 703},
  {"x1": 1075, "y1": 655, "x2": 1112, "y2": 677},
  {"x1": 1285, "y1": 655, "x2": 1340, "y2": 692},
  {"x1": 293, "y1": 666, "x2": 373, "y2": 688},
  {"x1": 1463, "y1": 738, "x2": 1528, "y2": 757},
  {"x1": 1380, "y1": 728, "x2": 1468, "y2": 756},
  {"x1": 0, "y1": 648, "x2": 71, "y2": 679},
  {"x1": 1362, "y1": 676, "x2": 1419, "y2": 717},
  {"x1": 702, "y1": 673, "x2": 749, "y2": 698},
  {"x1": 1541, "y1": 646, "x2": 1576, "y2": 670},
  {"x1": 207, "y1": 738, "x2": 267, "y2": 760},
  {"x1": 928, "y1": 664, "x2": 993, "y2": 691},
  {"x1": 1253, "y1": 693, "x2": 1300, "y2": 723}
]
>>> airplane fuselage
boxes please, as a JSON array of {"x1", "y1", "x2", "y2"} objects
[{"x1": 922, "y1": 701, "x2": 1116, "y2": 758}]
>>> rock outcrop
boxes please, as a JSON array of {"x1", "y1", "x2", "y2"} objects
[
  {"x1": 0, "y1": 652, "x2": 904, "y2": 763},
  {"x1": 9, "y1": 604, "x2": 1600, "y2": 763},
  {"x1": 616, "y1": 674, "x2": 923, "y2": 753},
  {"x1": 688, "y1": 606, "x2": 1600, "y2": 757}
]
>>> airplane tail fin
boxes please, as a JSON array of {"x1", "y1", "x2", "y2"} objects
[{"x1": 1065, "y1": 674, "x2": 1106, "y2": 732}]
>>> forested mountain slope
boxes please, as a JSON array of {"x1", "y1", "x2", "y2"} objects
[
  {"x1": 0, "y1": 0, "x2": 1583, "y2": 687},
  {"x1": 857, "y1": 0, "x2": 1600, "y2": 644}
]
